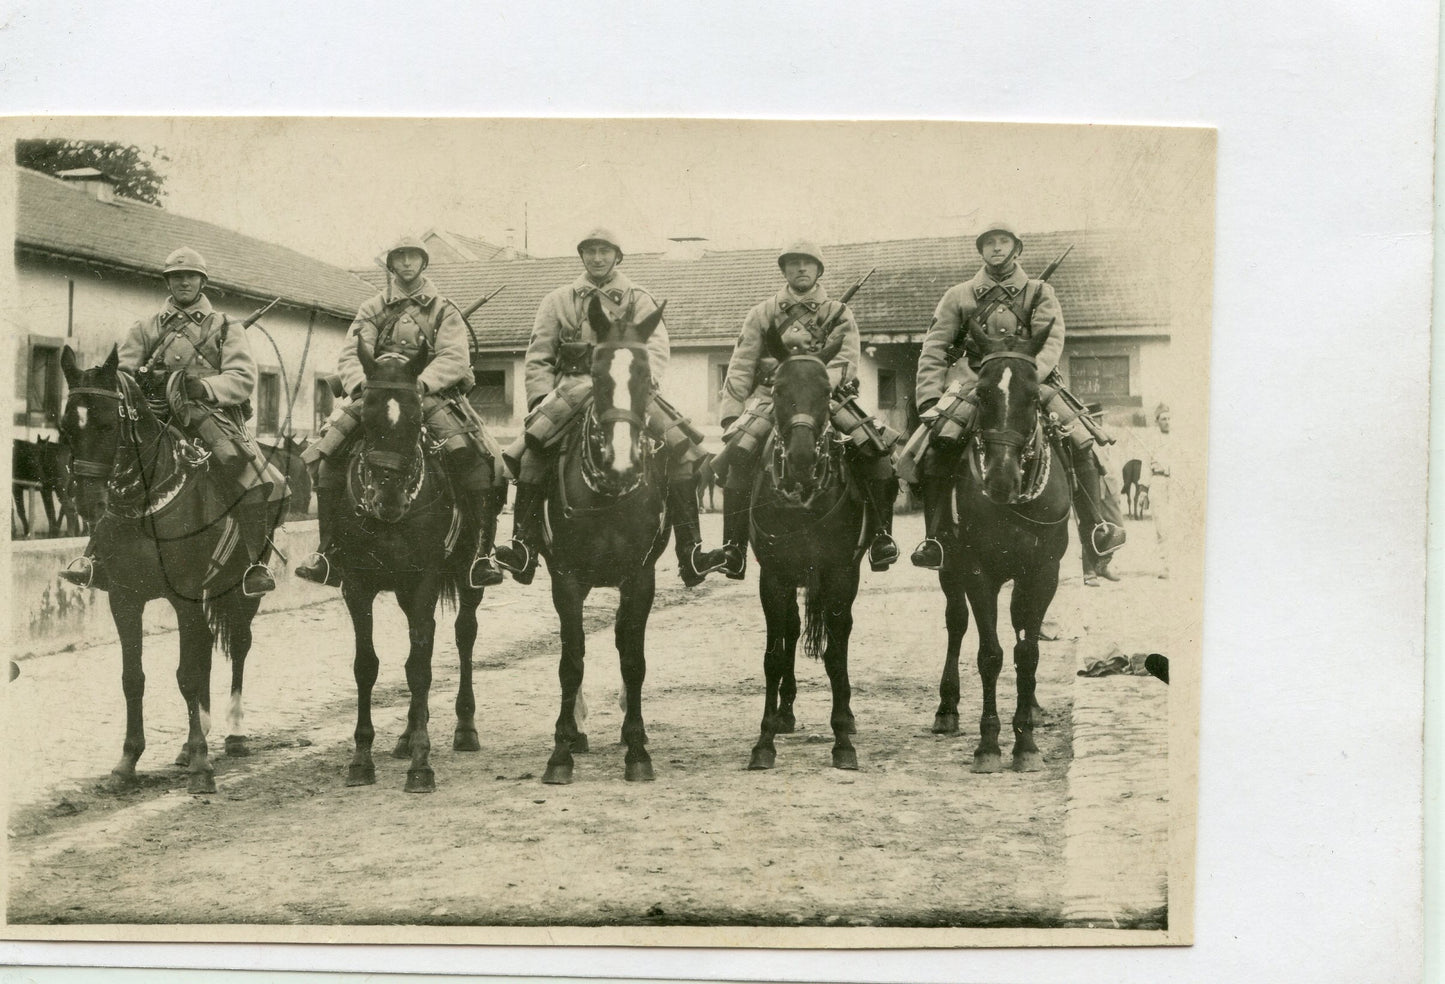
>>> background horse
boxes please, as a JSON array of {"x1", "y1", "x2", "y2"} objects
[
  {"x1": 540, "y1": 296, "x2": 671, "y2": 785},
  {"x1": 931, "y1": 323, "x2": 1070, "y2": 773},
  {"x1": 335, "y1": 340, "x2": 486, "y2": 793},
  {"x1": 59, "y1": 345, "x2": 280, "y2": 794},
  {"x1": 1122, "y1": 457, "x2": 1150, "y2": 520},
  {"x1": 746, "y1": 327, "x2": 869, "y2": 772},
  {"x1": 12, "y1": 436, "x2": 83, "y2": 538}
]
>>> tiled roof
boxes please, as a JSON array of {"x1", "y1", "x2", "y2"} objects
[
  {"x1": 356, "y1": 229, "x2": 1171, "y2": 351},
  {"x1": 15, "y1": 167, "x2": 374, "y2": 318},
  {"x1": 422, "y1": 229, "x2": 526, "y2": 262}
]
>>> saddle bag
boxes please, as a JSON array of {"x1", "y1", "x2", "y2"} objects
[
  {"x1": 830, "y1": 395, "x2": 902, "y2": 457},
  {"x1": 524, "y1": 375, "x2": 593, "y2": 450},
  {"x1": 925, "y1": 382, "x2": 978, "y2": 444},
  {"x1": 723, "y1": 396, "x2": 774, "y2": 461}
]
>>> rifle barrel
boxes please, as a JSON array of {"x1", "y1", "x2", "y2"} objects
[{"x1": 241, "y1": 296, "x2": 282, "y2": 328}]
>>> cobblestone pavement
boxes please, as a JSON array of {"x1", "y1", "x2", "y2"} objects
[{"x1": 6, "y1": 512, "x2": 1180, "y2": 929}]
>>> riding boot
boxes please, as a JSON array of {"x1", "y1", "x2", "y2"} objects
[
  {"x1": 494, "y1": 482, "x2": 544, "y2": 585},
  {"x1": 910, "y1": 472, "x2": 954, "y2": 570},
  {"x1": 861, "y1": 475, "x2": 900, "y2": 571},
  {"x1": 294, "y1": 479, "x2": 345, "y2": 586},
  {"x1": 59, "y1": 536, "x2": 109, "y2": 591},
  {"x1": 238, "y1": 501, "x2": 277, "y2": 597},
  {"x1": 669, "y1": 481, "x2": 725, "y2": 587},
  {"x1": 470, "y1": 486, "x2": 507, "y2": 588},
  {"x1": 444, "y1": 451, "x2": 506, "y2": 589},
  {"x1": 717, "y1": 485, "x2": 752, "y2": 580},
  {"x1": 1072, "y1": 446, "x2": 1126, "y2": 560}
]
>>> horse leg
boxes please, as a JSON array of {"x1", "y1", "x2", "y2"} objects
[
  {"x1": 965, "y1": 578, "x2": 1005, "y2": 773},
  {"x1": 398, "y1": 581, "x2": 440, "y2": 792},
  {"x1": 543, "y1": 575, "x2": 590, "y2": 784},
  {"x1": 1009, "y1": 568, "x2": 1060, "y2": 772},
  {"x1": 821, "y1": 567, "x2": 861, "y2": 770},
  {"x1": 775, "y1": 583, "x2": 800, "y2": 734},
  {"x1": 453, "y1": 586, "x2": 482, "y2": 752},
  {"x1": 12, "y1": 485, "x2": 29, "y2": 538},
  {"x1": 106, "y1": 593, "x2": 147, "y2": 792},
  {"x1": 749, "y1": 567, "x2": 793, "y2": 770},
  {"x1": 343, "y1": 583, "x2": 379, "y2": 786},
  {"x1": 174, "y1": 603, "x2": 216, "y2": 795},
  {"x1": 618, "y1": 569, "x2": 656, "y2": 782},
  {"x1": 933, "y1": 569, "x2": 969, "y2": 734},
  {"x1": 224, "y1": 595, "x2": 261, "y2": 757}
]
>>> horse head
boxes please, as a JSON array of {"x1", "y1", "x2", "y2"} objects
[
  {"x1": 767, "y1": 324, "x2": 845, "y2": 494},
  {"x1": 587, "y1": 294, "x2": 662, "y2": 481},
  {"x1": 968, "y1": 316, "x2": 1053, "y2": 504},
  {"x1": 356, "y1": 337, "x2": 428, "y2": 523},
  {"x1": 59, "y1": 344, "x2": 124, "y2": 525}
]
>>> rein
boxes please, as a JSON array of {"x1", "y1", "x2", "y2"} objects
[{"x1": 575, "y1": 404, "x2": 657, "y2": 502}]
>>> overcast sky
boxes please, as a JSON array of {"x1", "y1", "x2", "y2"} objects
[{"x1": 18, "y1": 118, "x2": 1209, "y2": 271}]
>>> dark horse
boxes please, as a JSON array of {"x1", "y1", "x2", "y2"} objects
[
  {"x1": 12, "y1": 436, "x2": 83, "y2": 538},
  {"x1": 59, "y1": 345, "x2": 280, "y2": 794},
  {"x1": 746, "y1": 327, "x2": 869, "y2": 772},
  {"x1": 1122, "y1": 457, "x2": 1149, "y2": 520},
  {"x1": 931, "y1": 322, "x2": 1070, "y2": 773},
  {"x1": 541, "y1": 296, "x2": 672, "y2": 785},
  {"x1": 336, "y1": 340, "x2": 486, "y2": 793}
]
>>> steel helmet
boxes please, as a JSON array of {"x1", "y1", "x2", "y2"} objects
[
  {"x1": 975, "y1": 221, "x2": 1023, "y2": 255},
  {"x1": 385, "y1": 235, "x2": 431, "y2": 272},
  {"x1": 162, "y1": 246, "x2": 209, "y2": 279},
  {"x1": 778, "y1": 240, "x2": 826, "y2": 276},
  {"x1": 576, "y1": 227, "x2": 624, "y2": 263}
]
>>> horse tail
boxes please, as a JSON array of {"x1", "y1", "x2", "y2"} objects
[
  {"x1": 802, "y1": 567, "x2": 827, "y2": 661},
  {"x1": 205, "y1": 592, "x2": 244, "y2": 661},
  {"x1": 437, "y1": 573, "x2": 459, "y2": 615}
]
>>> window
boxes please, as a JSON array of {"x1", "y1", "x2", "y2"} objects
[
  {"x1": 472, "y1": 369, "x2": 508, "y2": 408},
  {"x1": 876, "y1": 368, "x2": 898, "y2": 409},
  {"x1": 313, "y1": 377, "x2": 335, "y2": 434},
  {"x1": 1068, "y1": 355, "x2": 1131, "y2": 402},
  {"x1": 26, "y1": 337, "x2": 64, "y2": 427},
  {"x1": 257, "y1": 370, "x2": 281, "y2": 436},
  {"x1": 708, "y1": 360, "x2": 731, "y2": 418}
]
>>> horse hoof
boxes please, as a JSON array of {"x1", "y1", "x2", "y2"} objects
[
  {"x1": 832, "y1": 747, "x2": 859, "y2": 771},
  {"x1": 224, "y1": 735, "x2": 251, "y2": 757},
  {"x1": 346, "y1": 763, "x2": 376, "y2": 786},
  {"x1": 748, "y1": 746, "x2": 776, "y2": 770},
  {"x1": 775, "y1": 712, "x2": 796, "y2": 734},
  {"x1": 1012, "y1": 750, "x2": 1045, "y2": 772},
  {"x1": 542, "y1": 762, "x2": 573, "y2": 785},
  {"x1": 188, "y1": 772, "x2": 217, "y2": 795},
  {"x1": 391, "y1": 737, "x2": 411, "y2": 759},
  {"x1": 932, "y1": 713, "x2": 960, "y2": 735},
  {"x1": 105, "y1": 771, "x2": 137, "y2": 794},
  {"x1": 404, "y1": 768, "x2": 436, "y2": 793},
  {"x1": 624, "y1": 759, "x2": 655, "y2": 782},
  {"x1": 174, "y1": 748, "x2": 192, "y2": 768},
  {"x1": 571, "y1": 733, "x2": 590, "y2": 754},
  {"x1": 453, "y1": 730, "x2": 481, "y2": 753},
  {"x1": 971, "y1": 751, "x2": 1004, "y2": 774}
]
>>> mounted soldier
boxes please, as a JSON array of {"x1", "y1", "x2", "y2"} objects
[
  {"x1": 493, "y1": 227, "x2": 725, "y2": 587},
  {"x1": 712, "y1": 241, "x2": 901, "y2": 579},
  {"x1": 60, "y1": 247, "x2": 285, "y2": 596},
  {"x1": 904, "y1": 222, "x2": 1126, "y2": 571},
  {"x1": 295, "y1": 235, "x2": 507, "y2": 589}
]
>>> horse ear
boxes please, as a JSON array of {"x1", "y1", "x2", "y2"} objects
[
  {"x1": 407, "y1": 339, "x2": 430, "y2": 380},
  {"x1": 102, "y1": 343, "x2": 119, "y2": 372},
  {"x1": 587, "y1": 295, "x2": 612, "y2": 343},
  {"x1": 762, "y1": 325, "x2": 791, "y2": 363},
  {"x1": 61, "y1": 346, "x2": 81, "y2": 388},
  {"x1": 817, "y1": 327, "x2": 847, "y2": 366},
  {"x1": 1024, "y1": 320, "x2": 1054, "y2": 358},
  {"x1": 632, "y1": 300, "x2": 666, "y2": 342},
  {"x1": 967, "y1": 321, "x2": 1006, "y2": 356},
  {"x1": 357, "y1": 336, "x2": 378, "y2": 380}
]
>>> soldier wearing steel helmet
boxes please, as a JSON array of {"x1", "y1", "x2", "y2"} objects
[
  {"x1": 493, "y1": 227, "x2": 726, "y2": 587},
  {"x1": 904, "y1": 222, "x2": 1126, "y2": 571},
  {"x1": 60, "y1": 246, "x2": 286, "y2": 595},
  {"x1": 295, "y1": 235, "x2": 507, "y2": 589},
  {"x1": 712, "y1": 241, "x2": 902, "y2": 579}
]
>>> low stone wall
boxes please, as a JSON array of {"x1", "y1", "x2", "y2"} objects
[{"x1": 10, "y1": 521, "x2": 330, "y2": 659}]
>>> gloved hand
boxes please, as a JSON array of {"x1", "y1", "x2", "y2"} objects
[
  {"x1": 831, "y1": 377, "x2": 860, "y2": 401},
  {"x1": 721, "y1": 416, "x2": 738, "y2": 431},
  {"x1": 183, "y1": 377, "x2": 209, "y2": 401},
  {"x1": 917, "y1": 398, "x2": 938, "y2": 415},
  {"x1": 350, "y1": 384, "x2": 365, "y2": 400}
]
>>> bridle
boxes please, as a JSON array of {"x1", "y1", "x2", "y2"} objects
[
  {"x1": 353, "y1": 375, "x2": 427, "y2": 520},
  {"x1": 581, "y1": 354, "x2": 655, "y2": 498},
  {"x1": 971, "y1": 350, "x2": 1050, "y2": 506},
  {"x1": 770, "y1": 353, "x2": 834, "y2": 505}
]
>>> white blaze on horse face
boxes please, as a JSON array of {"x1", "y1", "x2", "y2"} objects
[
  {"x1": 386, "y1": 398, "x2": 400, "y2": 428},
  {"x1": 608, "y1": 349, "x2": 635, "y2": 473},
  {"x1": 997, "y1": 366, "x2": 1012, "y2": 420},
  {"x1": 227, "y1": 691, "x2": 244, "y2": 737}
]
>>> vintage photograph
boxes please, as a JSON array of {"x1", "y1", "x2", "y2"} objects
[{"x1": 2, "y1": 118, "x2": 1211, "y2": 944}]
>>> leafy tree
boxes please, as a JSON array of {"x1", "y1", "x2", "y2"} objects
[{"x1": 16, "y1": 139, "x2": 170, "y2": 205}]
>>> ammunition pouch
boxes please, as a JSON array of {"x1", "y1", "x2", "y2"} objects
[
  {"x1": 646, "y1": 393, "x2": 706, "y2": 471},
  {"x1": 557, "y1": 341, "x2": 594, "y2": 377},
  {"x1": 721, "y1": 396, "x2": 775, "y2": 474},
  {"x1": 1039, "y1": 385, "x2": 1097, "y2": 451},
  {"x1": 523, "y1": 375, "x2": 593, "y2": 450},
  {"x1": 922, "y1": 382, "x2": 978, "y2": 445},
  {"x1": 304, "y1": 401, "x2": 363, "y2": 462},
  {"x1": 830, "y1": 395, "x2": 901, "y2": 457}
]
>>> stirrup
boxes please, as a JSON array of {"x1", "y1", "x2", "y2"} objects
[
  {"x1": 494, "y1": 540, "x2": 534, "y2": 574},
  {"x1": 689, "y1": 543, "x2": 727, "y2": 576},
  {"x1": 295, "y1": 552, "x2": 340, "y2": 587},
  {"x1": 467, "y1": 553, "x2": 505, "y2": 589},
  {"x1": 1090, "y1": 523, "x2": 1126, "y2": 557},
  {"x1": 242, "y1": 563, "x2": 276, "y2": 598},
  {"x1": 718, "y1": 541, "x2": 747, "y2": 580},
  {"x1": 910, "y1": 538, "x2": 944, "y2": 571},
  {"x1": 869, "y1": 533, "x2": 900, "y2": 571},
  {"x1": 59, "y1": 556, "x2": 96, "y2": 588}
]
